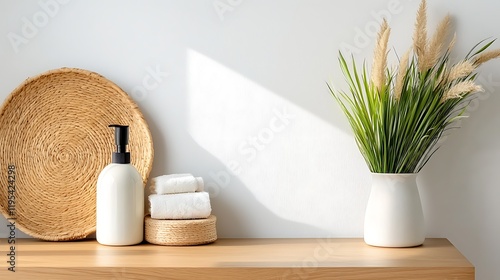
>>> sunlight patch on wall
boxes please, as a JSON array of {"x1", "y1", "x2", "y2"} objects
[{"x1": 186, "y1": 49, "x2": 368, "y2": 231}]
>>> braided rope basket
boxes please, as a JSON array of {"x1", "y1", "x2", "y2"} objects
[
  {"x1": 0, "y1": 68, "x2": 154, "y2": 241},
  {"x1": 145, "y1": 215, "x2": 217, "y2": 246}
]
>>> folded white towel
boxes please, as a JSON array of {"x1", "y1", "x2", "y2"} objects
[
  {"x1": 149, "y1": 192, "x2": 212, "y2": 219},
  {"x1": 149, "y1": 174, "x2": 204, "y2": 194}
]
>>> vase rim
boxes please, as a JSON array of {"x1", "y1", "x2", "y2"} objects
[{"x1": 371, "y1": 172, "x2": 418, "y2": 176}]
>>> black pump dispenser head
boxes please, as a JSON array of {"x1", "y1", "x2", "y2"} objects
[{"x1": 109, "y1": 124, "x2": 130, "y2": 164}]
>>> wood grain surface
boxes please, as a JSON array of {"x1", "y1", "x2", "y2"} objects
[{"x1": 0, "y1": 238, "x2": 474, "y2": 279}]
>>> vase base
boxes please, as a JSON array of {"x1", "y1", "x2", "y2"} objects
[{"x1": 364, "y1": 238, "x2": 425, "y2": 248}]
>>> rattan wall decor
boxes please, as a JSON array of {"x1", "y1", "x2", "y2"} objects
[{"x1": 0, "y1": 68, "x2": 154, "y2": 241}]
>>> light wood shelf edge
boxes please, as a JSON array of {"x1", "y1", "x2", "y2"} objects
[{"x1": 0, "y1": 238, "x2": 474, "y2": 280}]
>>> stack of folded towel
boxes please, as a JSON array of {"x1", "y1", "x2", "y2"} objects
[{"x1": 148, "y1": 174, "x2": 212, "y2": 220}]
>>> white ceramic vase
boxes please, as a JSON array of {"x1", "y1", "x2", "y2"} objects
[{"x1": 364, "y1": 173, "x2": 425, "y2": 247}]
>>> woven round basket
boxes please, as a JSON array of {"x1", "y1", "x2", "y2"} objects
[
  {"x1": 0, "y1": 68, "x2": 154, "y2": 241},
  {"x1": 145, "y1": 215, "x2": 217, "y2": 246}
]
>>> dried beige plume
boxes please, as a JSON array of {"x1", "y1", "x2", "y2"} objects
[
  {"x1": 371, "y1": 19, "x2": 391, "y2": 93},
  {"x1": 420, "y1": 14, "x2": 451, "y2": 71},
  {"x1": 441, "y1": 80, "x2": 483, "y2": 102},
  {"x1": 413, "y1": 0, "x2": 427, "y2": 69},
  {"x1": 446, "y1": 60, "x2": 476, "y2": 83},
  {"x1": 394, "y1": 49, "x2": 411, "y2": 100},
  {"x1": 473, "y1": 49, "x2": 500, "y2": 66},
  {"x1": 447, "y1": 32, "x2": 457, "y2": 52}
]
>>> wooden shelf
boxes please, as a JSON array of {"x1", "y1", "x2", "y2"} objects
[{"x1": 0, "y1": 238, "x2": 473, "y2": 279}]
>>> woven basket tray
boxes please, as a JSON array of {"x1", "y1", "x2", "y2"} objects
[
  {"x1": 0, "y1": 68, "x2": 154, "y2": 241},
  {"x1": 145, "y1": 215, "x2": 217, "y2": 246}
]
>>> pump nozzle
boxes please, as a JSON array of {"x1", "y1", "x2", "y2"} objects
[{"x1": 109, "y1": 124, "x2": 130, "y2": 164}]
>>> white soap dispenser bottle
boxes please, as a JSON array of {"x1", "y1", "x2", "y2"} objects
[{"x1": 96, "y1": 124, "x2": 144, "y2": 245}]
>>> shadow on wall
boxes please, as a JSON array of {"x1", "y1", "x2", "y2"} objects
[{"x1": 417, "y1": 95, "x2": 500, "y2": 280}]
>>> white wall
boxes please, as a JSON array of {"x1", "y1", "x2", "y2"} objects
[{"x1": 1, "y1": 0, "x2": 499, "y2": 278}]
